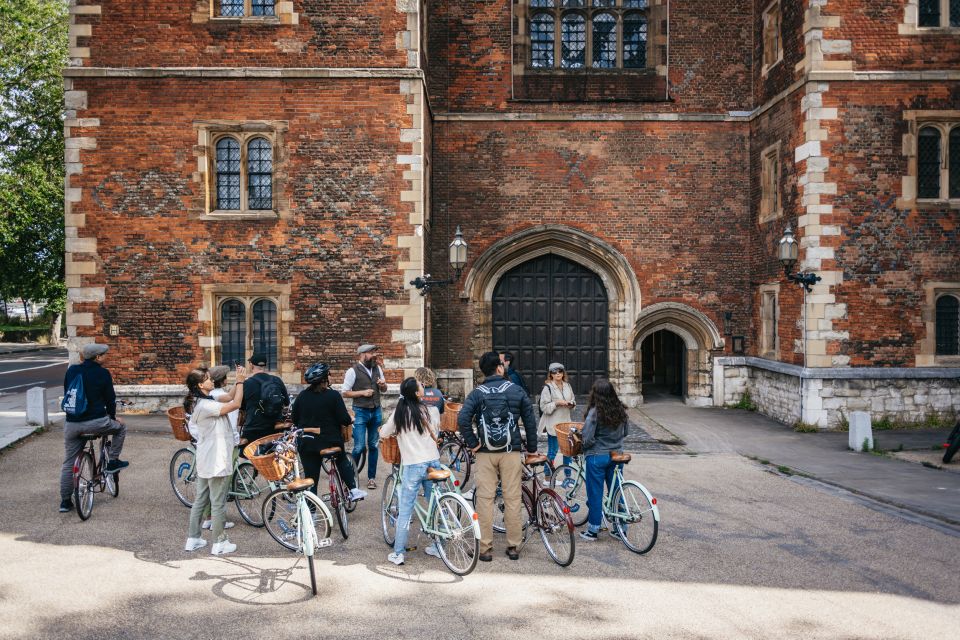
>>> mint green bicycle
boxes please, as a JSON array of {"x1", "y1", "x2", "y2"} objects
[
  {"x1": 551, "y1": 451, "x2": 660, "y2": 554},
  {"x1": 381, "y1": 463, "x2": 481, "y2": 576}
]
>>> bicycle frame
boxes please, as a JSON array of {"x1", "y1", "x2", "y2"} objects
[
  {"x1": 603, "y1": 465, "x2": 660, "y2": 524},
  {"x1": 395, "y1": 464, "x2": 481, "y2": 542}
]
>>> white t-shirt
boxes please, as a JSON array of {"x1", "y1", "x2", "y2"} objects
[
  {"x1": 379, "y1": 406, "x2": 441, "y2": 466},
  {"x1": 192, "y1": 398, "x2": 235, "y2": 478},
  {"x1": 210, "y1": 387, "x2": 240, "y2": 445}
]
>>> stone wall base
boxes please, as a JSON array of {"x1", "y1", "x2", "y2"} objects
[{"x1": 713, "y1": 357, "x2": 960, "y2": 428}]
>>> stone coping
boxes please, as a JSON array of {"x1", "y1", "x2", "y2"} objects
[
  {"x1": 715, "y1": 357, "x2": 960, "y2": 380},
  {"x1": 63, "y1": 67, "x2": 424, "y2": 79}
]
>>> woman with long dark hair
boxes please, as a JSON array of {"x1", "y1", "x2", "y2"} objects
[
  {"x1": 183, "y1": 364, "x2": 247, "y2": 555},
  {"x1": 379, "y1": 376, "x2": 442, "y2": 565},
  {"x1": 579, "y1": 378, "x2": 629, "y2": 542}
]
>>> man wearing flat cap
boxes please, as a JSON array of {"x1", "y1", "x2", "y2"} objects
[
  {"x1": 341, "y1": 344, "x2": 388, "y2": 489},
  {"x1": 58, "y1": 342, "x2": 127, "y2": 513}
]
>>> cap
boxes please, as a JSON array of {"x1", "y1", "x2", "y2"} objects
[
  {"x1": 209, "y1": 365, "x2": 231, "y2": 382},
  {"x1": 249, "y1": 353, "x2": 268, "y2": 367},
  {"x1": 357, "y1": 344, "x2": 379, "y2": 354},
  {"x1": 82, "y1": 343, "x2": 109, "y2": 360},
  {"x1": 548, "y1": 362, "x2": 565, "y2": 373}
]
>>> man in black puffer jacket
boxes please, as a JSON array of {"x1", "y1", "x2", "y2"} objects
[{"x1": 458, "y1": 351, "x2": 537, "y2": 562}]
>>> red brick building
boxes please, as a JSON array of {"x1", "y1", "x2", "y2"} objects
[{"x1": 64, "y1": 1, "x2": 960, "y2": 425}]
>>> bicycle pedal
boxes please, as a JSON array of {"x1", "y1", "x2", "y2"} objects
[{"x1": 317, "y1": 538, "x2": 333, "y2": 548}]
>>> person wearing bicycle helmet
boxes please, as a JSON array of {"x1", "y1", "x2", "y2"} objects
[{"x1": 292, "y1": 363, "x2": 367, "y2": 503}]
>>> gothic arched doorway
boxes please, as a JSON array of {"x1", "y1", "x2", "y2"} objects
[
  {"x1": 640, "y1": 329, "x2": 686, "y2": 400},
  {"x1": 492, "y1": 253, "x2": 608, "y2": 395}
]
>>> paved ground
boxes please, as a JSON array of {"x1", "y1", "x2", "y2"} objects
[{"x1": 1, "y1": 418, "x2": 958, "y2": 639}]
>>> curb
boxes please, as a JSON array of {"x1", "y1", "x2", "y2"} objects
[{"x1": 0, "y1": 345, "x2": 62, "y2": 356}]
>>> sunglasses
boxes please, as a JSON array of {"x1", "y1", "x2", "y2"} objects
[{"x1": 550, "y1": 369, "x2": 564, "y2": 374}]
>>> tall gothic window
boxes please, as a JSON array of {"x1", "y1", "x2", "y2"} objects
[
  {"x1": 216, "y1": 137, "x2": 242, "y2": 210},
  {"x1": 529, "y1": 0, "x2": 650, "y2": 70},
  {"x1": 212, "y1": 133, "x2": 275, "y2": 212},
  {"x1": 219, "y1": 297, "x2": 279, "y2": 369},
  {"x1": 247, "y1": 137, "x2": 273, "y2": 210},
  {"x1": 916, "y1": 124, "x2": 960, "y2": 201},
  {"x1": 936, "y1": 294, "x2": 960, "y2": 356}
]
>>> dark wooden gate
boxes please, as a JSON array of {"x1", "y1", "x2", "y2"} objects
[{"x1": 492, "y1": 254, "x2": 608, "y2": 395}]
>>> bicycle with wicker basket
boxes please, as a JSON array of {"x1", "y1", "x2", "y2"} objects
[
  {"x1": 379, "y1": 435, "x2": 482, "y2": 576},
  {"x1": 166, "y1": 406, "x2": 270, "y2": 527},
  {"x1": 435, "y1": 402, "x2": 476, "y2": 491},
  {"x1": 549, "y1": 422, "x2": 660, "y2": 554}
]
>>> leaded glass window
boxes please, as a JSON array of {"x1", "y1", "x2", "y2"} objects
[
  {"x1": 216, "y1": 137, "x2": 241, "y2": 210},
  {"x1": 252, "y1": 299, "x2": 278, "y2": 370},
  {"x1": 220, "y1": 0, "x2": 244, "y2": 17},
  {"x1": 220, "y1": 299, "x2": 246, "y2": 366},
  {"x1": 623, "y1": 13, "x2": 647, "y2": 68},
  {"x1": 561, "y1": 13, "x2": 586, "y2": 68},
  {"x1": 531, "y1": 14, "x2": 556, "y2": 68},
  {"x1": 920, "y1": 0, "x2": 941, "y2": 26},
  {"x1": 562, "y1": 0, "x2": 585, "y2": 7},
  {"x1": 918, "y1": 127, "x2": 942, "y2": 199},
  {"x1": 247, "y1": 137, "x2": 273, "y2": 210},
  {"x1": 952, "y1": 0, "x2": 960, "y2": 26},
  {"x1": 936, "y1": 295, "x2": 960, "y2": 355},
  {"x1": 531, "y1": 0, "x2": 555, "y2": 6},
  {"x1": 623, "y1": 0, "x2": 647, "y2": 6},
  {"x1": 592, "y1": 13, "x2": 617, "y2": 68},
  {"x1": 592, "y1": 0, "x2": 615, "y2": 7},
  {"x1": 951, "y1": 128, "x2": 960, "y2": 199},
  {"x1": 252, "y1": 0, "x2": 275, "y2": 16}
]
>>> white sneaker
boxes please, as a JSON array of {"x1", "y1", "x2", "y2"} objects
[
  {"x1": 424, "y1": 544, "x2": 441, "y2": 558},
  {"x1": 387, "y1": 552, "x2": 405, "y2": 565},
  {"x1": 202, "y1": 520, "x2": 235, "y2": 530},
  {"x1": 348, "y1": 488, "x2": 368, "y2": 502},
  {"x1": 184, "y1": 537, "x2": 207, "y2": 552},
  {"x1": 210, "y1": 540, "x2": 237, "y2": 555}
]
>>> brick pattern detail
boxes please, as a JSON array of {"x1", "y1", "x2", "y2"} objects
[{"x1": 68, "y1": 1, "x2": 101, "y2": 67}]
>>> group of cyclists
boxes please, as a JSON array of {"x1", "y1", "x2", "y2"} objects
[{"x1": 61, "y1": 341, "x2": 637, "y2": 567}]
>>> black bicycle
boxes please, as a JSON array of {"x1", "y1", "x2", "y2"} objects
[
  {"x1": 943, "y1": 420, "x2": 960, "y2": 464},
  {"x1": 72, "y1": 430, "x2": 121, "y2": 520}
]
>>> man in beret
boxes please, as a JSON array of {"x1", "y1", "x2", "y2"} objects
[
  {"x1": 341, "y1": 344, "x2": 388, "y2": 489},
  {"x1": 59, "y1": 342, "x2": 127, "y2": 513}
]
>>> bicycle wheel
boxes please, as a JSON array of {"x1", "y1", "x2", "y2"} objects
[
  {"x1": 432, "y1": 494, "x2": 479, "y2": 576},
  {"x1": 306, "y1": 549, "x2": 317, "y2": 596},
  {"x1": 536, "y1": 489, "x2": 575, "y2": 567},
  {"x1": 331, "y1": 473, "x2": 349, "y2": 540},
  {"x1": 300, "y1": 502, "x2": 319, "y2": 596},
  {"x1": 106, "y1": 470, "x2": 119, "y2": 498},
  {"x1": 169, "y1": 448, "x2": 197, "y2": 508},
  {"x1": 354, "y1": 448, "x2": 367, "y2": 475},
  {"x1": 262, "y1": 489, "x2": 332, "y2": 551},
  {"x1": 73, "y1": 451, "x2": 95, "y2": 520},
  {"x1": 439, "y1": 440, "x2": 472, "y2": 490},
  {"x1": 472, "y1": 482, "x2": 507, "y2": 533},
  {"x1": 611, "y1": 481, "x2": 659, "y2": 555},
  {"x1": 233, "y1": 462, "x2": 269, "y2": 527},
  {"x1": 381, "y1": 473, "x2": 399, "y2": 546},
  {"x1": 550, "y1": 464, "x2": 588, "y2": 526},
  {"x1": 943, "y1": 422, "x2": 960, "y2": 464}
]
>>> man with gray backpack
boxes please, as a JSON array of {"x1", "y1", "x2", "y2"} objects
[{"x1": 458, "y1": 351, "x2": 538, "y2": 562}]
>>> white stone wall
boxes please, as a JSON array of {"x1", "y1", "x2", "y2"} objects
[
  {"x1": 749, "y1": 367, "x2": 803, "y2": 425},
  {"x1": 818, "y1": 378, "x2": 960, "y2": 427}
]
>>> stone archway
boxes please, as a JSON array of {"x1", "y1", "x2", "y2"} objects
[
  {"x1": 631, "y1": 303, "x2": 724, "y2": 406},
  {"x1": 462, "y1": 224, "x2": 642, "y2": 405}
]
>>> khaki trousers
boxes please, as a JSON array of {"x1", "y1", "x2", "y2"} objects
[{"x1": 473, "y1": 451, "x2": 524, "y2": 553}]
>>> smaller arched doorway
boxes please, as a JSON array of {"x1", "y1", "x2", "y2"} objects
[{"x1": 640, "y1": 329, "x2": 686, "y2": 400}]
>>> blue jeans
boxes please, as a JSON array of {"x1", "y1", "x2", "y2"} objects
[
  {"x1": 545, "y1": 435, "x2": 572, "y2": 475},
  {"x1": 394, "y1": 459, "x2": 441, "y2": 555},
  {"x1": 585, "y1": 453, "x2": 616, "y2": 532},
  {"x1": 352, "y1": 406, "x2": 382, "y2": 480}
]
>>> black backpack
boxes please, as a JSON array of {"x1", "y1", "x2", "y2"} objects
[
  {"x1": 476, "y1": 381, "x2": 517, "y2": 451},
  {"x1": 256, "y1": 375, "x2": 288, "y2": 421}
]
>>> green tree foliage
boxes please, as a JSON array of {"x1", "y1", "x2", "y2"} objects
[{"x1": 0, "y1": 0, "x2": 68, "y2": 315}]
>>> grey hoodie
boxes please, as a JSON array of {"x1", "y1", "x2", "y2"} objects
[{"x1": 581, "y1": 407, "x2": 628, "y2": 456}]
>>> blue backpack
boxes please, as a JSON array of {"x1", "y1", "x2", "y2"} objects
[{"x1": 62, "y1": 372, "x2": 88, "y2": 417}]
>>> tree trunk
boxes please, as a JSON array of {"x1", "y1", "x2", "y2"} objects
[
  {"x1": 49, "y1": 312, "x2": 62, "y2": 344},
  {"x1": 22, "y1": 300, "x2": 30, "y2": 323}
]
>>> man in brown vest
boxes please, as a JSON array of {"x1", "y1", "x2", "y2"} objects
[{"x1": 341, "y1": 344, "x2": 388, "y2": 489}]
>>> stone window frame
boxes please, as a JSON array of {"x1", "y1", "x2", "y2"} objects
[
  {"x1": 201, "y1": 283, "x2": 295, "y2": 380},
  {"x1": 759, "y1": 283, "x2": 780, "y2": 359},
  {"x1": 194, "y1": 120, "x2": 289, "y2": 220},
  {"x1": 521, "y1": 0, "x2": 660, "y2": 72},
  {"x1": 901, "y1": 111, "x2": 960, "y2": 209},
  {"x1": 900, "y1": 0, "x2": 960, "y2": 34},
  {"x1": 759, "y1": 141, "x2": 782, "y2": 223},
  {"x1": 192, "y1": 1, "x2": 299, "y2": 25},
  {"x1": 761, "y1": 0, "x2": 783, "y2": 76},
  {"x1": 919, "y1": 282, "x2": 960, "y2": 366}
]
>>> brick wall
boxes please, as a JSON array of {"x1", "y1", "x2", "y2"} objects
[{"x1": 840, "y1": 0, "x2": 960, "y2": 69}]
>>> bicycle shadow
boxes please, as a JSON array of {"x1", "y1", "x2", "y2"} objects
[{"x1": 188, "y1": 556, "x2": 315, "y2": 605}]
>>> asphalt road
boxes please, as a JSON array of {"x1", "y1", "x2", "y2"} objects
[
  {"x1": 0, "y1": 349, "x2": 68, "y2": 396},
  {"x1": 0, "y1": 425, "x2": 957, "y2": 639}
]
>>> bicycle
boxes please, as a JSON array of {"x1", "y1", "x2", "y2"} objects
[
  {"x1": 316, "y1": 437, "x2": 356, "y2": 540},
  {"x1": 552, "y1": 451, "x2": 660, "y2": 554},
  {"x1": 264, "y1": 476, "x2": 332, "y2": 596},
  {"x1": 380, "y1": 462, "x2": 481, "y2": 576},
  {"x1": 436, "y1": 401, "x2": 475, "y2": 491},
  {"x1": 472, "y1": 453, "x2": 576, "y2": 566},
  {"x1": 943, "y1": 419, "x2": 960, "y2": 464},
  {"x1": 71, "y1": 428, "x2": 121, "y2": 521}
]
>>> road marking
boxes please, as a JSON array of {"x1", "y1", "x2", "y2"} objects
[
  {"x1": 0, "y1": 362, "x2": 66, "y2": 376},
  {"x1": 0, "y1": 382, "x2": 44, "y2": 393}
]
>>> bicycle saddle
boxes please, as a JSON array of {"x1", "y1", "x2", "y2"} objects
[
  {"x1": 319, "y1": 447, "x2": 342, "y2": 456},
  {"x1": 610, "y1": 452, "x2": 632, "y2": 464},
  {"x1": 426, "y1": 468, "x2": 451, "y2": 481},
  {"x1": 77, "y1": 434, "x2": 102, "y2": 441},
  {"x1": 287, "y1": 478, "x2": 315, "y2": 492},
  {"x1": 524, "y1": 453, "x2": 548, "y2": 466}
]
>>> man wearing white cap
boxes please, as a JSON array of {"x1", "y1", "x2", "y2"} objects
[
  {"x1": 58, "y1": 343, "x2": 127, "y2": 513},
  {"x1": 341, "y1": 344, "x2": 388, "y2": 489}
]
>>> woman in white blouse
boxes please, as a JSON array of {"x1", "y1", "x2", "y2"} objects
[{"x1": 539, "y1": 362, "x2": 576, "y2": 473}]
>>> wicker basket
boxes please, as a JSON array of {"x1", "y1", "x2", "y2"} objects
[
  {"x1": 166, "y1": 406, "x2": 192, "y2": 442},
  {"x1": 555, "y1": 422, "x2": 583, "y2": 457},
  {"x1": 440, "y1": 402, "x2": 462, "y2": 433},
  {"x1": 342, "y1": 425, "x2": 352, "y2": 442},
  {"x1": 380, "y1": 435, "x2": 401, "y2": 465},
  {"x1": 242, "y1": 434, "x2": 295, "y2": 482}
]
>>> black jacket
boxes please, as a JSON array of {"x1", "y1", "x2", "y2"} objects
[
  {"x1": 241, "y1": 372, "x2": 290, "y2": 441},
  {"x1": 64, "y1": 360, "x2": 116, "y2": 422},
  {"x1": 457, "y1": 375, "x2": 538, "y2": 453}
]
